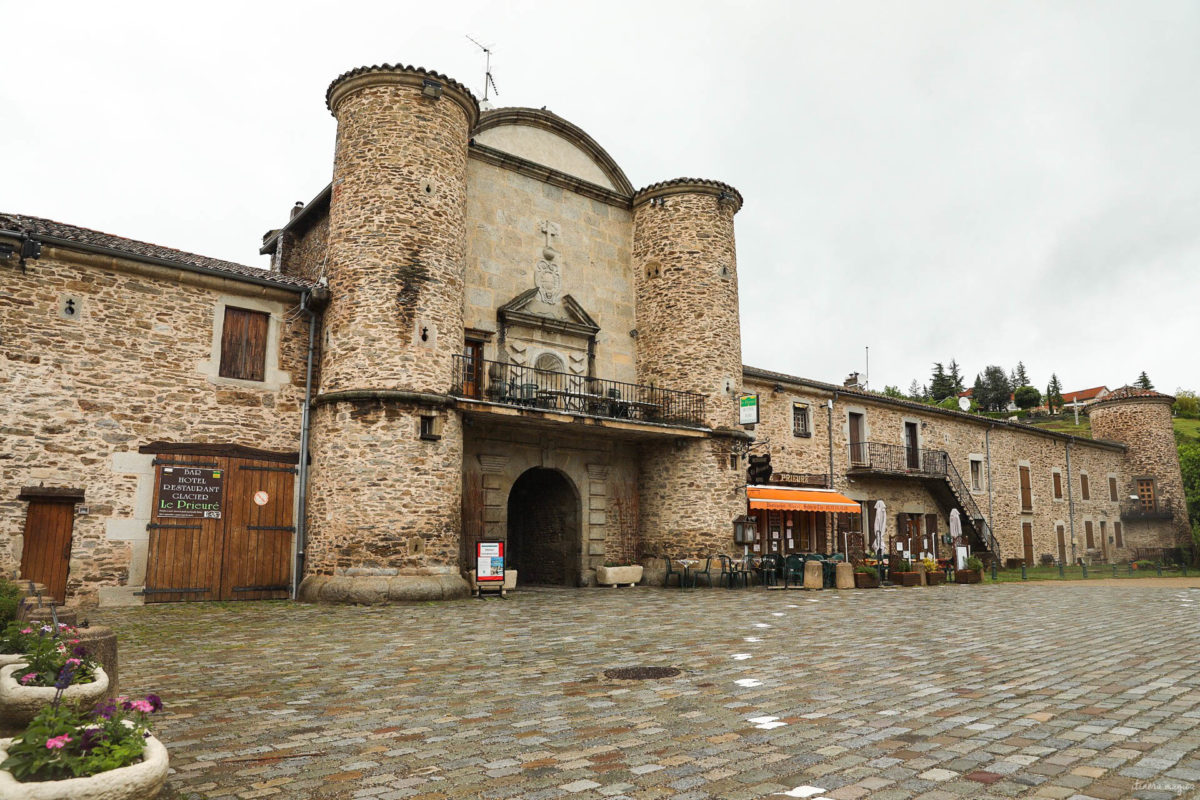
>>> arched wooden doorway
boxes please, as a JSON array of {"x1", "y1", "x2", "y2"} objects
[{"x1": 506, "y1": 468, "x2": 580, "y2": 586}]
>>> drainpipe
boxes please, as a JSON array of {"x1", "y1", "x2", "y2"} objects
[
  {"x1": 827, "y1": 393, "x2": 837, "y2": 489},
  {"x1": 1065, "y1": 439, "x2": 1076, "y2": 564},
  {"x1": 292, "y1": 290, "x2": 321, "y2": 599},
  {"x1": 985, "y1": 424, "x2": 995, "y2": 540}
]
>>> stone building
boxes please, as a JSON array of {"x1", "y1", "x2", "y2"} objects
[{"x1": 1, "y1": 63, "x2": 1189, "y2": 606}]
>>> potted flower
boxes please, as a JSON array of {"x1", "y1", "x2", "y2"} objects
[
  {"x1": 853, "y1": 564, "x2": 879, "y2": 589},
  {"x1": 0, "y1": 625, "x2": 108, "y2": 727},
  {"x1": 955, "y1": 556, "x2": 983, "y2": 584},
  {"x1": 891, "y1": 558, "x2": 920, "y2": 587},
  {"x1": 0, "y1": 692, "x2": 167, "y2": 799},
  {"x1": 596, "y1": 562, "x2": 644, "y2": 587},
  {"x1": 922, "y1": 558, "x2": 945, "y2": 586}
]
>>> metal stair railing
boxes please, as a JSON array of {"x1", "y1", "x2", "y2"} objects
[{"x1": 938, "y1": 452, "x2": 1001, "y2": 561}]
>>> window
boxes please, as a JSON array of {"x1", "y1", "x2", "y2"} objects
[
  {"x1": 534, "y1": 352, "x2": 564, "y2": 373},
  {"x1": 792, "y1": 403, "x2": 811, "y2": 437},
  {"x1": 1019, "y1": 465, "x2": 1032, "y2": 511},
  {"x1": 218, "y1": 307, "x2": 269, "y2": 381},
  {"x1": 970, "y1": 459, "x2": 983, "y2": 491},
  {"x1": 1137, "y1": 479, "x2": 1156, "y2": 512},
  {"x1": 1108, "y1": 476, "x2": 1118, "y2": 502},
  {"x1": 1085, "y1": 520, "x2": 1094, "y2": 549},
  {"x1": 1053, "y1": 471, "x2": 1063, "y2": 500},
  {"x1": 1080, "y1": 473, "x2": 1090, "y2": 501},
  {"x1": 1115, "y1": 521, "x2": 1123, "y2": 547}
]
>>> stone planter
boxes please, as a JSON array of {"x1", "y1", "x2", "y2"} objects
[
  {"x1": 893, "y1": 571, "x2": 921, "y2": 587},
  {"x1": 955, "y1": 569, "x2": 982, "y2": 584},
  {"x1": 925, "y1": 571, "x2": 946, "y2": 586},
  {"x1": 0, "y1": 655, "x2": 23, "y2": 669},
  {"x1": 0, "y1": 730, "x2": 168, "y2": 799},
  {"x1": 0, "y1": 664, "x2": 110, "y2": 728},
  {"x1": 853, "y1": 572, "x2": 880, "y2": 588},
  {"x1": 596, "y1": 565, "x2": 644, "y2": 587}
]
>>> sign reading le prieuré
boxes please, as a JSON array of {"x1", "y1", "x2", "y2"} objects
[
  {"x1": 158, "y1": 467, "x2": 224, "y2": 519},
  {"x1": 739, "y1": 394, "x2": 759, "y2": 425}
]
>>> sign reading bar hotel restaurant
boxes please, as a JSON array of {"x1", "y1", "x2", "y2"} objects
[
  {"x1": 476, "y1": 541, "x2": 505, "y2": 581},
  {"x1": 158, "y1": 467, "x2": 224, "y2": 519},
  {"x1": 739, "y1": 394, "x2": 759, "y2": 425}
]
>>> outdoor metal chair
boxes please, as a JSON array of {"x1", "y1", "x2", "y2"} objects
[
  {"x1": 757, "y1": 553, "x2": 781, "y2": 587},
  {"x1": 783, "y1": 554, "x2": 805, "y2": 588},
  {"x1": 664, "y1": 556, "x2": 683, "y2": 588},
  {"x1": 691, "y1": 557, "x2": 714, "y2": 588},
  {"x1": 718, "y1": 555, "x2": 747, "y2": 588}
]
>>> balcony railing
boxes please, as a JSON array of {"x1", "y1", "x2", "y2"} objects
[
  {"x1": 450, "y1": 354, "x2": 707, "y2": 428},
  {"x1": 1120, "y1": 503, "x2": 1173, "y2": 522}
]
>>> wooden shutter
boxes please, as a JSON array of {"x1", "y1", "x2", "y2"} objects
[
  {"x1": 1053, "y1": 472, "x2": 1063, "y2": 499},
  {"x1": 1056, "y1": 525, "x2": 1066, "y2": 563},
  {"x1": 1022, "y1": 522, "x2": 1034, "y2": 566},
  {"x1": 1019, "y1": 466, "x2": 1032, "y2": 511},
  {"x1": 1080, "y1": 473, "x2": 1090, "y2": 501},
  {"x1": 1085, "y1": 520, "x2": 1094, "y2": 549},
  {"x1": 1114, "y1": 521, "x2": 1123, "y2": 547},
  {"x1": 1108, "y1": 477, "x2": 1118, "y2": 502},
  {"x1": 219, "y1": 307, "x2": 269, "y2": 381}
]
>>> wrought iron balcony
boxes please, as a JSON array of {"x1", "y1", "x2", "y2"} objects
[
  {"x1": 1120, "y1": 503, "x2": 1173, "y2": 522},
  {"x1": 450, "y1": 354, "x2": 706, "y2": 428},
  {"x1": 847, "y1": 442, "x2": 945, "y2": 474}
]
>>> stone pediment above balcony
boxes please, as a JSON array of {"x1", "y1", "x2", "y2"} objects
[{"x1": 497, "y1": 288, "x2": 600, "y2": 340}]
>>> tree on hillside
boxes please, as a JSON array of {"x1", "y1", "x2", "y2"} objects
[
  {"x1": 1046, "y1": 374, "x2": 1064, "y2": 414},
  {"x1": 1136, "y1": 371, "x2": 1155, "y2": 390},
  {"x1": 1014, "y1": 385, "x2": 1042, "y2": 410},
  {"x1": 948, "y1": 359, "x2": 965, "y2": 395},
  {"x1": 1013, "y1": 361, "x2": 1030, "y2": 387},
  {"x1": 929, "y1": 362, "x2": 956, "y2": 402},
  {"x1": 972, "y1": 374, "x2": 985, "y2": 412},
  {"x1": 882, "y1": 385, "x2": 905, "y2": 399},
  {"x1": 979, "y1": 366, "x2": 1012, "y2": 412},
  {"x1": 1175, "y1": 389, "x2": 1199, "y2": 419}
]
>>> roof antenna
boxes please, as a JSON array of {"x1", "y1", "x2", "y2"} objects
[{"x1": 466, "y1": 35, "x2": 499, "y2": 111}]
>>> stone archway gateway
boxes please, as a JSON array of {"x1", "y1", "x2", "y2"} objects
[{"x1": 506, "y1": 468, "x2": 581, "y2": 586}]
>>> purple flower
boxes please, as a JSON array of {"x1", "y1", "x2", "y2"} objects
[
  {"x1": 72, "y1": 644, "x2": 89, "y2": 659},
  {"x1": 78, "y1": 726, "x2": 105, "y2": 753},
  {"x1": 93, "y1": 701, "x2": 117, "y2": 720},
  {"x1": 54, "y1": 665, "x2": 76, "y2": 691},
  {"x1": 145, "y1": 693, "x2": 163, "y2": 712}
]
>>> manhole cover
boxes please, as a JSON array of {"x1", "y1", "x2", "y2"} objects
[{"x1": 604, "y1": 666, "x2": 681, "y2": 680}]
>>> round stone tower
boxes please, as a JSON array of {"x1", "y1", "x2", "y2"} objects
[
  {"x1": 299, "y1": 64, "x2": 479, "y2": 603},
  {"x1": 631, "y1": 179, "x2": 749, "y2": 558},
  {"x1": 1090, "y1": 388, "x2": 1190, "y2": 549}
]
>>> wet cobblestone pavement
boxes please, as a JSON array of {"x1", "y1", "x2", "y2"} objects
[{"x1": 93, "y1": 582, "x2": 1200, "y2": 800}]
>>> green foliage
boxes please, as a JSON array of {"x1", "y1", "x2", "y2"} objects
[
  {"x1": 0, "y1": 581, "x2": 22, "y2": 628},
  {"x1": 1013, "y1": 361, "x2": 1029, "y2": 386},
  {"x1": 929, "y1": 362, "x2": 956, "y2": 402},
  {"x1": 1133, "y1": 559, "x2": 1156, "y2": 570},
  {"x1": 1136, "y1": 371, "x2": 1154, "y2": 390},
  {"x1": 977, "y1": 366, "x2": 1012, "y2": 412},
  {"x1": 882, "y1": 385, "x2": 905, "y2": 399},
  {"x1": 966, "y1": 556, "x2": 984, "y2": 571},
  {"x1": 0, "y1": 693, "x2": 161, "y2": 782},
  {"x1": 1046, "y1": 374, "x2": 1064, "y2": 414},
  {"x1": 1174, "y1": 389, "x2": 1199, "y2": 419},
  {"x1": 1013, "y1": 385, "x2": 1042, "y2": 410},
  {"x1": 907, "y1": 380, "x2": 927, "y2": 402},
  {"x1": 938, "y1": 396, "x2": 962, "y2": 412},
  {"x1": 889, "y1": 557, "x2": 912, "y2": 573},
  {"x1": 854, "y1": 564, "x2": 878, "y2": 577},
  {"x1": 1179, "y1": 440, "x2": 1200, "y2": 534},
  {"x1": 1, "y1": 622, "x2": 97, "y2": 687},
  {"x1": 947, "y1": 359, "x2": 965, "y2": 395}
]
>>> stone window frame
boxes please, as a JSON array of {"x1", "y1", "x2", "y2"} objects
[
  {"x1": 197, "y1": 294, "x2": 290, "y2": 391},
  {"x1": 1051, "y1": 468, "x2": 1064, "y2": 502},
  {"x1": 844, "y1": 406, "x2": 870, "y2": 466},
  {"x1": 968, "y1": 454, "x2": 985, "y2": 494},
  {"x1": 900, "y1": 416, "x2": 924, "y2": 462},
  {"x1": 792, "y1": 401, "x2": 812, "y2": 438}
]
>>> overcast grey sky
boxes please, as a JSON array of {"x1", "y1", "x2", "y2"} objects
[{"x1": 3, "y1": 1, "x2": 1196, "y2": 396}]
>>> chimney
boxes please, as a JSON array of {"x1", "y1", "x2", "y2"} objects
[
  {"x1": 290, "y1": 201, "x2": 305, "y2": 220},
  {"x1": 844, "y1": 372, "x2": 862, "y2": 389}
]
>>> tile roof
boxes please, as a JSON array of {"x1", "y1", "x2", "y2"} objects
[
  {"x1": 1061, "y1": 386, "x2": 1108, "y2": 403},
  {"x1": 1091, "y1": 386, "x2": 1175, "y2": 404},
  {"x1": 1, "y1": 213, "x2": 312, "y2": 291}
]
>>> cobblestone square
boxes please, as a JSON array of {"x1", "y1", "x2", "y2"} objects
[{"x1": 94, "y1": 582, "x2": 1200, "y2": 799}]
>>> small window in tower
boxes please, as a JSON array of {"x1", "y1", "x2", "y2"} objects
[
  {"x1": 219, "y1": 307, "x2": 269, "y2": 381},
  {"x1": 1137, "y1": 479, "x2": 1156, "y2": 512},
  {"x1": 792, "y1": 403, "x2": 811, "y2": 438}
]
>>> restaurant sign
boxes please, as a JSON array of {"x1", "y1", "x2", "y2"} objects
[
  {"x1": 739, "y1": 394, "x2": 759, "y2": 425},
  {"x1": 158, "y1": 466, "x2": 224, "y2": 519},
  {"x1": 476, "y1": 541, "x2": 506, "y2": 582}
]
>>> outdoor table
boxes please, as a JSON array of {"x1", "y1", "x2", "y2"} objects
[
  {"x1": 676, "y1": 558, "x2": 699, "y2": 589},
  {"x1": 624, "y1": 399, "x2": 663, "y2": 420}
]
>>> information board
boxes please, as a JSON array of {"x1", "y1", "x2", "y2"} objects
[
  {"x1": 476, "y1": 541, "x2": 505, "y2": 582},
  {"x1": 158, "y1": 466, "x2": 223, "y2": 519},
  {"x1": 739, "y1": 394, "x2": 759, "y2": 425}
]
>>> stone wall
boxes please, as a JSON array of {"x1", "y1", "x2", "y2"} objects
[
  {"x1": 275, "y1": 214, "x2": 330, "y2": 285},
  {"x1": 463, "y1": 158, "x2": 636, "y2": 384},
  {"x1": 633, "y1": 183, "x2": 743, "y2": 429},
  {"x1": 0, "y1": 246, "x2": 306, "y2": 605},
  {"x1": 638, "y1": 437, "x2": 746, "y2": 559}
]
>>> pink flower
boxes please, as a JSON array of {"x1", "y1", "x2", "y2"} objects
[
  {"x1": 19, "y1": 673, "x2": 36, "y2": 685},
  {"x1": 45, "y1": 734, "x2": 72, "y2": 750},
  {"x1": 129, "y1": 700, "x2": 154, "y2": 713},
  {"x1": 66, "y1": 658, "x2": 82, "y2": 667},
  {"x1": 19, "y1": 628, "x2": 31, "y2": 635}
]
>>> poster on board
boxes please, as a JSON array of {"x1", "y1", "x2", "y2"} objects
[
  {"x1": 158, "y1": 467, "x2": 223, "y2": 519},
  {"x1": 476, "y1": 541, "x2": 505, "y2": 581},
  {"x1": 739, "y1": 394, "x2": 759, "y2": 425}
]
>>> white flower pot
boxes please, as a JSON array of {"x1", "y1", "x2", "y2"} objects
[
  {"x1": 596, "y1": 565, "x2": 644, "y2": 586},
  {"x1": 0, "y1": 731, "x2": 168, "y2": 800},
  {"x1": 0, "y1": 656, "x2": 23, "y2": 669},
  {"x1": 0, "y1": 664, "x2": 110, "y2": 727}
]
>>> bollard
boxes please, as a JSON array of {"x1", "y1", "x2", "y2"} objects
[
  {"x1": 991, "y1": 562, "x2": 998, "y2": 581},
  {"x1": 1128, "y1": 562, "x2": 1134, "y2": 576},
  {"x1": 1082, "y1": 563, "x2": 1088, "y2": 578},
  {"x1": 1113, "y1": 564, "x2": 1118, "y2": 578},
  {"x1": 1157, "y1": 563, "x2": 1163, "y2": 576},
  {"x1": 1184, "y1": 563, "x2": 1189, "y2": 577},
  {"x1": 1059, "y1": 562, "x2": 1065, "y2": 578},
  {"x1": 803, "y1": 560, "x2": 824, "y2": 590},
  {"x1": 1021, "y1": 564, "x2": 1027, "y2": 581},
  {"x1": 835, "y1": 562, "x2": 855, "y2": 590}
]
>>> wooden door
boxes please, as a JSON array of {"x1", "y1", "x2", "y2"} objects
[
  {"x1": 849, "y1": 413, "x2": 865, "y2": 464},
  {"x1": 905, "y1": 422, "x2": 919, "y2": 469},
  {"x1": 144, "y1": 454, "x2": 226, "y2": 602},
  {"x1": 462, "y1": 341, "x2": 483, "y2": 399},
  {"x1": 220, "y1": 459, "x2": 295, "y2": 600},
  {"x1": 1056, "y1": 525, "x2": 1066, "y2": 564},
  {"x1": 20, "y1": 500, "x2": 75, "y2": 603},
  {"x1": 1022, "y1": 522, "x2": 1034, "y2": 566}
]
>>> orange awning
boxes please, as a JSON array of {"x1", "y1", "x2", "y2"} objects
[{"x1": 746, "y1": 486, "x2": 863, "y2": 513}]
